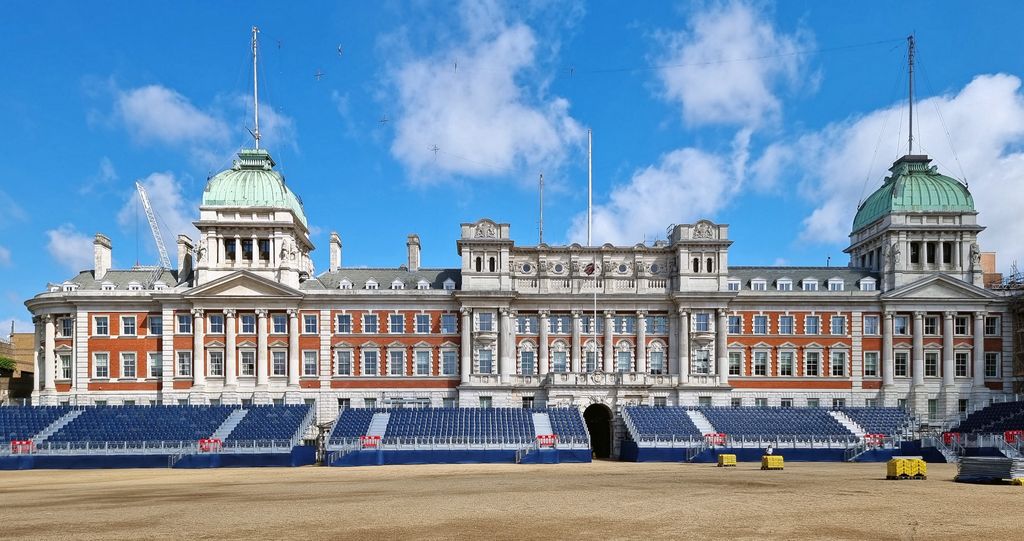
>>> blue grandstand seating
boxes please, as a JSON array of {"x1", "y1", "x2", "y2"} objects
[
  {"x1": 547, "y1": 408, "x2": 589, "y2": 443},
  {"x1": 328, "y1": 408, "x2": 378, "y2": 444},
  {"x1": 955, "y1": 401, "x2": 1024, "y2": 433},
  {"x1": 624, "y1": 406, "x2": 702, "y2": 441},
  {"x1": 226, "y1": 404, "x2": 311, "y2": 443},
  {"x1": 0, "y1": 406, "x2": 70, "y2": 441},
  {"x1": 699, "y1": 407, "x2": 854, "y2": 440},
  {"x1": 383, "y1": 408, "x2": 535, "y2": 445},
  {"x1": 840, "y1": 407, "x2": 911, "y2": 436},
  {"x1": 47, "y1": 405, "x2": 233, "y2": 443}
]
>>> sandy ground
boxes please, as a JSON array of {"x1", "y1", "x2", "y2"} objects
[{"x1": 1, "y1": 461, "x2": 1022, "y2": 540}]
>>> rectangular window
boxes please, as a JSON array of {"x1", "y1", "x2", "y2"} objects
[
  {"x1": 363, "y1": 314, "x2": 379, "y2": 334},
  {"x1": 805, "y1": 351, "x2": 820, "y2": 377},
  {"x1": 752, "y1": 281, "x2": 766, "y2": 291},
  {"x1": 694, "y1": 313, "x2": 710, "y2": 332},
  {"x1": 955, "y1": 316, "x2": 969, "y2": 335},
  {"x1": 303, "y1": 351, "x2": 318, "y2": 376},
  {"x1": 728, "y1": 315, "x2": 742, "y2": 334},
  {"x1": 478, "y1": 349, "x2": 493, "y2": 374},
  {"x1": 614, "y1": 316, "x2": 636, "y2": 334},
  {"x1": 478, "y1": 313, "x2": 493, "y2": 332},
  {"x1": 698, "y1": 396, "x2": 713, "y2": 407},
  {"x1": 553, "y1": 351, "x2": 568, "y2": 373},
  {"x1": 829, "y1": 281, "x2": 844, "y2": 292},
  {"x1": 803, "y1": 281, "x2": 819, "y2": 291},
  {"x1": 304, "y1": 315, "x2": 318, "y2": 334},
  {"x1": 208, "y1": 351, "x2": 224, "y2": 377},
  {"x1": 59, "y1": 353, "x2": 72, "y2": 379},
  {"x1": 728, "y1": 281, "x2": 740, "y2": 291},
  {"x1": 910, "y1": 243, "x2": 920, "y2": 264},
  {"x1": 60, "y1": 318, "x2": 73, "y2": 337},
  {"x1": 241, "y1": 315, "x2": 256, "y2": 334},
  {"x1": 864, "y1": 316, "x2": 879, "y2": 335},
  {"x1": 649, "y1": 351, "x2": 665, "y2": 374},
  {"x1": 336, "y1": 351, "x2": 352, "y2": 376},
  {"x1": 616, "y1": 351, "x2": 631, "y2": 373},
  {"x1": 176, "y1": 351, "x2": 191, "y2": 377},
  {"x1": 728, "y1": 351, "x2": 742, "y2": 376},
  {"x1": 780, "y1": 398, "x2": 793, "y2": 408},
  {"x1": 336, "y1": 314, "x2": 352, "y2": 333},
  {"x1": 479, "y1": 396, "x2": 492, "y2": 409},
  {"x1": 928, "y1": 399, "x2": 938, "y2": 418},
  {"x1": 924, "y1": 316, "x2": 938, "y2": 336},
  {"x1": 894, "y1": 316, "x2": 909, "y2": 335},
  {"x1": 94, "y1": 316, "x2": 109, "y2": 336},
  {"x1": 208, "y1": 315, "x2": 224, "y2": 334},
  {"x1": 955, "y1": 352, "x2": 969, "y2": 378},
  {"x1": 177, "y1": 314, "x2": 192, "y2": 334},
  {"x1": 94, "y1": 353, "x2": 109, "y2": 379},
  {"x1": 583, "y1": 316, "x2": 605, "y2": 334},
  {"x1": 240, "y1": 351, "x2": 255, "y2": 376},
  {"x1": 149, "y1": 353, "x2": 162, "y2": 378},
  {"x1": 120, "y1": 316, "x2": 136, "y2": 336},
  {"x1": 272, "y1": 351, "x2": 287, "y2": 376},
  {"x1": 389, "y1": 314, "x2": 404, "y2": 334},
  {"x1": 364, "y1": 398, "x2": 377, "y2": 408},
  {"x1": 148, "y1": 315, "x2": 162, "y2": 336},
  {"x1": 363, "y1": 350, "x2": 379, "y2": 376},
  {"x1": 415, "y1": 314, "x2": 431, "y2": 334},
  {"x1": 895, "y1": 351, "x2": 909, "y2": 377},
  {"x1": 805, "y1": 316, "x2": 820, "y2": 335},
  {"x1": 864, "y1": 352, "x2": 879, "y2": 377},
  {"x1": 517, "y1": 316, "x2": 532, "y2": 334},
  {"x1": 584, "y1": 350, "x2": 598, "y2": 372},
  {"x1": 925, "y1": 351, "x2": 939, "y2": 377},
  {"x1": 833, "y1": 398, "x2": 846, "y2": 409},
  {"x1": 442, "y1": 350, "x2": 458, "y2": 375},
  {"x1": 273, "y1": 314, "x2": 287, "y2": 334},
  {"x1": 753, "y1": 351, "x2": 767, "y2": 376},
  {"x1": 692, "y1": 350, "x2": 710, "y2": 375},
  {"x1": 754, "y1": 397, "x2": 768, "y2": 407},
  {"x1": 415, "y1": 350, "x2": 430, "y2": 376},
  {"x1": 650, "y1": 316, "x2": 668, "y2": 334},
  {"x1": 830, "y1": 351, "x2": 846, "y2": 377},
  {"x1": 985, "y1": 352, "x2": 999, "y2": 378},
  {"x1": 653, "y1": 396, "x2": 667, "y2": 407},
  {"x1": 521, "y1": 350, "x2": 535, "y2": 375},
  {"x1": 441, "y1": 314, "x2": 458, "y2": 334},
  {"x1": 777, "y1": 281, "x2": 792, "y2": 291},
  {"x1": 865, "y1": 398, "x2": 878, "y2": 408},
  {"x1": 389, "y1": 350, "x2": 405, "y2": 376},
  {"x1": 779, "y1": 315, "x2": 794, "y2": 335},
  {"x1": 831, "y1": 316, "x2": 846, "y2": 335},
  {"x1": 731, "y1": 397, "x2": 743, "y2": 407},
  {"x1": 807, "y1": 398, "x2": 820, "y2": 408},
  {"x1": 779, "y1": 351, "x2": 794, "y2": 376},
  {"x1": 985, "y1": 316, "x2": 1000, "y2": 336}
]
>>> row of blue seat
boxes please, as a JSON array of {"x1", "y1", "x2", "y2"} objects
[{"x1": 226, "y1": 404, "x2": 311, "y2": 442}]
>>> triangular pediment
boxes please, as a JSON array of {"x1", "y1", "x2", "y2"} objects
[
  {"x1": 185, "y1": 271, "x2": 302, "y2": 299},
  {"x1": 882, "y1": 274, "x2": 997, "y2": 301}
]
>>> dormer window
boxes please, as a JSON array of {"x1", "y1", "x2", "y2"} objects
[
  {"x1": 127, "y1": 282, "x2": 142, "y2": 291},
  {"x1": 828, "y1": 278, "x2": 845, "y2": 291},
  {"x1": 751, "y1": 279, "x2": 767, "y2": 291},
  {"x1": 416, "y1": 280, "x2": 430, "y2": 290},
  {"x1": 727, "y1": 279, "x2": 740, "y2": 291},
  {"x1": 153, "y1": 281, "x2": 167, "y2": 291},
  {"x1": 101, "y1": 282, "x2": 115, "y2": 291},
  {"x1": 365, "y1": 279, "x2": 379, "y2": 290},
  {"x1": 802, "y1": 279, "x2": 819, "y2": 292},
  {"x1": 443, "y1": 278, "x2": 456, "y2": 291},
  {"x1": 339, "y1": 279, "x2": 353, "y2": 290},
  {"x1": 390, "y1": 279, "x2": 404, "y2": 290},
  {"x1": 859, "y1": 278, "x2": 877, "y2": 291},
  {"x1": 777, "y1": 279, "x2": 793, "y2": 292},
  {"x1": 61, "y1": 282, "x2": 78, "y2": 292}
]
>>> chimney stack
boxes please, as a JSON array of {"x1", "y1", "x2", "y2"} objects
[
  {"x1": 93, "y1": 233, "x2": 112, "y2": 279},
  {"x1": 329, "y1": 232, "x2": 342, "y2": 272},
  {"x1": 176, "y1": 235, "x2": 193, "y2": 270},
  {"x1": 407, "y1": 234, "x2": 421, "y2": 272}
]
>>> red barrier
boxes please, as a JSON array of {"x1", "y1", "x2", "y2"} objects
[
  {"x1": 10, "y1": 440, "x2": 33, "y2": 455},
  {"x1": 360, "y1": 435, "x2": 381, "y2": 448},
  {"x1": 198, "y1": 438, "x2": 222, "y2": 452},
  {"x1": 704, "y1": 433, "x2": 727, "y2": 446},
  {"x1": 864, "y1": 433, "x2": 885, "y2": 448},
  {"x1": 942, "y1": 432, "x2": 962, "y2": 446},
  {"x1": 537, "y1": 434, "x2": 558, "y2": 447},
  {"x1": 1005, "y1": 430, "x2": 1023, "y2": 444}
]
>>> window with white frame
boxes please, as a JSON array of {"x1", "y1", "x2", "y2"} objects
[
  {"x1": 830, "y1": 351, "x2": 846, "y2": 377},
  {"x1": 616, "y1": 350, "x2": 631, "y2": 373},
  {"x1": 694, "y1": 312, "x2": 710, "y2": 332},
  {"x1": 149, "y1": 315, "x2": 162, "y2": 336},
  {"x1": 443, "y1": 278, "x2": 456, "y2": 291},
  {"x1": 390, "y1": 279, "x2": 404, "y2": 290},
  {"x1": 779, "y1": 351, "x2": 794, "y2": 376},
  {"x1": 177, "y1": 314, "x2": 192, "y2": 334},
  {"x1": 751, "y1": 279, "x2": 767, "y2": 291},
  {"x1": 149, "y1": 352, "x2": 162, "y2": 378},
  {"x1": 753, "y1": 351, "x2": 768, "y2": 376},
  {"x1": 273, "y1": 314, "x2": 287, "y2": 334},
  {"x1": 894, "y1": 351, "x2": 909, "y2": 377},
  {"x1": 415, "y1": 350, "x2": 430, "y2": 376},
  {"x1": 388, "y1": 350, "x2": 405, "y2": 375},
  {"x1": 365, "y1": 279, "x2": 378, "y2": 290},
  {"x1": 582, "y1": 316, "x2": 604, "y2": 334},
  {"x1": 985, "y1": 316, "x2": 1000, "y2": 336},
  {"x1": 830, "y1": 316, "x2": 846, "y2": 335},
  {"x1": 208, "y1": 351, "x2": 224, "y2": 377},
  {"x1": 985, "y1": 352, "x2": 1000, "y2": 378},
  {"x1": 59, "y1": 353, "x2": 72, "y2": 380},
  {"x1": 442, "y1": 350, "x2": 458, "y2": 375},
  {"x1": 803, "y1": 279, "x2": 819, "y2": 291},
  {"x1": 416, "y1": 314, "x2": 430, "y2": 334},
  {"x1": 955, "y1": 351, "x2": 969, "y2": 377},
  {"x1": 363, "y1": 314, "x2": 379, "y2": 333},
  {"x1": 753, "y1": 315, "x2": 768, "y2": 334},
  {"x1": 612, "y1": 316, "x2": 634, "y2": 334},
  {"x1": 240, "y1": 351, "x2": 255, "y2": 376},
  {"x1": 649, "y1": 347, "x2": 666, "y2": 375},
  {"x1": 894, "y1": 315, "x2": 909, "y2": 335},
  {"x1": 728, "y1": 315, "x2": 742, "y2": 334},
  {"x1": 727, "y1": 279, "x2": 740, "y2": 291},
  {"x1": 478, "y1": 348, "x2": 493, "y2": 374},
  {"x1": 441, "y1": 314, "x2": 457, "y2": 334},
  {"x1": 924, "y1": 316, "x2": 939, "y2": 336},
  {"x1": 241, "y1": 314, "x2": 256, "y2": 334},
  {"x1": 100, "y1": 282, "x2": 114, "y2": 291},
  {"x1": 584, "y1": 348, "x2": 598, "y2": 372},
  {"x1": 552, "y1": 348, "x2": 568, "y2": 373},
  {"x1": 925, "y1": 351, "x2": 939, "y2": 377},
  {"x1": 59, "y1": 318, "x2": 73, "y2": 337},
  {"x1": 336, "y1": 314, "x2": 352, "y2": 333},
  {"x1": 805, "y1": 316, "x2": 820, "y2": 335},
  {"x1": 779, "y1": 315, "x2": 794, "y2": 335},
  {"x1": 94, "y1": 353, "x2": 109, "y2": 379},
  {"x1": 416, "y1": 280, "x2": 430, "y2": 290},
  {"x1": 94, "y1": 316, "x2": 109, "y2": 336},
  {"x1": 864, "y1": 352, "x2": 879, "y2": 377},
  {"x1": 304, "y1": 314, "x2": 318, "y2": 334},
  {"x1": 805, "y1": 351, "x2": 820, "y2": 377},
  {"x1": 363, "y1": 350, "x2": 379, "y2": 376},
  {"x1": 864, "y1": 315, "x2": 879, "y2": 335},
  {"x1": 955, "y1": 316, "x2": 969, "y2": 335},
  {"x1": 520, "y1": 348, "x2": 535, "y2": 375},
  {"x1": 478, "y1": 312, "x2": 494, "y2": 332},
  {"x1": 860, "y1": 278, "x2": 876, "y2": 291},
  {"x1": 272, "y1": 351, "x2": 287, "y2": 376},
  {"x1": 692, "y1": 350, "x2": 711, "y2": 375},
  {"x1": 335, "y1": 350, "x2": 352, "y2": 376},
  {"x1": 176, "y1": 351, "x2": 191, "y2": 377},
  {"x1": 517, "y1": 316, "x2": 534, "y2": 334},
  {"x1": 728, "y1": 351, "x2": 742, "y2": 376},
  {"x1": 777, "y1": 279, "x2": 792, "y2": 291},
  {"x1": 303, "y1": 351, "x2": 318, "y2": 376},
  {"x1": 390, "y1": 314, "x2": 404, "y2": 334},
  {"x1": 120, "y1": 316, "x2": 136, "y2": 336},
  {"x1": 208, "y1": 314, "x2": 224, "y2": 334},
  {"x1": 828, "y1": 279, "x2": 845, "y2": 291},
  {"x1": 339, "y1": 279, "x2": 353, "y2": 290},
  {"x1": 649, "y1": 316, "x2": 668, "y2": 334}
]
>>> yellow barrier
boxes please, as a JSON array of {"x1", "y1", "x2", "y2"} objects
[
  {"x1": 886, "y1": 457, "x2": 927, "y2": 480},
  {"x1": 761, "y1": 455, "x2": 784, "y2": 470},
  {"x1": 717, "y1": 454, "x2": 737, "y2": 467}
]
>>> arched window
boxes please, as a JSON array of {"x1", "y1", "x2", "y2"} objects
[
  {"x1": 475, "y1": 256, "x2": 482, "y2": 272},
  {"x1": 706, "y1": 257, "x2": 714, "y2": 273},
  {"x1": 692, "y1": 257, "x2": 700, "y2": 272},
  {"x1": 489, "y1": 257, "x2": 496, "y2": 272}
]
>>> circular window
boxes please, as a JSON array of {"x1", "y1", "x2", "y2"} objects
[
  {"x1": 522, "y1": 263, "x2": 532, "y2": 273},
  {"x1": 618, "y1": 264, "x2": 627, "y2": 273},
  {"x1": 650, "y1": 263, "x2": 660, "y2": 274},
  {"x1": 554, "y1": 263, "x2": 564, "y2": 273}
]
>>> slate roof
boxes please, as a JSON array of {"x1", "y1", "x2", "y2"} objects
[
  {"x1": 727, "y1": 266, "x2": 878, "y2": 291},
  {"x1": 64, "y1": 269, "x2": 180, "y2": 290},
  {"x1": 304, "y1": 268, "x2": 461, "y2": 291}
]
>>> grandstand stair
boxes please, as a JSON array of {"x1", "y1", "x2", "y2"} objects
[
  {"x1": 367, "y1": 412, "x2": 390, "y2": 437},
  {"x1": 829, "y1": 411, "x2": 866, "y2": 438},
  {"x1": 32, "y1": 409, "x2": 84, "y2": 444},
  {"x1": 532, "y1": 412, "x2": 553, "y2": 437},
  {"x1": 211, "y1": 409, "x2": 249, "y2": 440},
  {"x1": 686, "y1": 409, "x2": 716, "y2": 435}
]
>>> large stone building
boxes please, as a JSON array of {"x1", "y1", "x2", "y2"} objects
[{"x1": 24, "y1": 147, "x2": 1016, "y2": 452}]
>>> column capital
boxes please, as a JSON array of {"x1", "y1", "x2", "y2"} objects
[
  {"x1": 943, "y1": 310, "x2": 956, "y2": 319},
  {"x1": 635, "y1": 310, "x2": 647, "y2": 318},
  {"x1": 538, "y1": 310, "x2": 550, "y2": 318},
  {"x1": 191, "y1": 308, "x2": 204, "y2": 318},
  {"x1": 716, "y1": 308, "x2": 728, "y2": 317},
  {"x1": 974, "y1": 311, "x2": 987, "y2": 320},
  {"x1": 499, "y1": 307, "x2": 512, "y2": 317},
  {"x1": 677, "y1": 308, "x2": 689, "y2": 317},
  {"x1": 460, "y1": 307, "x2": 472, "y2": 316},
  {"x1": 913, "y1": 311, "x2": 926, "y2": 319},
  {"x1": 42, "y1": 314, "x2": 53, "y2": 323},
  {"x1": 223, "y1": 309, "x2": 236, "y2": 318},
  {"x1": 883, "y1": 311, "x2": 894, "y2": 319},
  {"x1": 287, "y1": 308, "x2": 299, "y2": 318},
  {"x1": 603, "y1": 310, "x2": 614, "y2": 318},
  {"x1": 255, "y1": 309, "x2": 269, "y2": 318},
  {"x1": 572, "y1": 310, "x2": 582, "y2": 318}
]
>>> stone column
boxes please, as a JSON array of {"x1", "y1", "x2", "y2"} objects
[
  {"x1": 43, "y1": 315, "x2": 56, "y2": 392},
  {"x1": 570, "y1": 311, "x2": 581, "y2": 373},
  {"x1": 288, "y1": 309, "x2": 300, "y2": 386},
  {"x1": 882, "y1": 311, "x2": 894, "y2": 387},
  {"x1": 668, "y1": 314, "x2": 678, "y2": 376},
  {"x1": 460, "y1": 308, "x2": 472, "y2": 383},
  {"x1": 603, "y1": 311, "x2": 614, "y2": 372},
  {"x1": 912, "y1": 311, "x2": 925, "y2": 386},
  {"x1": 499, "y1": 308, "x2": 512, "y2": 382},
  {"x1": 234, "y1": 236, "x2": 242, "y2": 268},
  {"x1": 636, "y1": 311, "x2": 647, "y2": 374},
  {"x1": 192, "y1": 309, "x2": 205, "y2": 386},
  {"x1": 678, "y1": 309, "x2": 689, "y2": 383},
  {"x1": 224, "y1": 309, "x2": 237, "y2": 387},
  {"x1": 973, "y1": 312, "x2": 986, "y2": 388},
  {"x1": 716, "y1": 309, "x2": 729, "y2": 385},
  {"x1": 256, "y1": 309, "x2": 269, "y2": 386},
  {"x1": 538, "y1": 311, "x2": 549, "y2": 375},
  {"x1": 942, "y1": 311, "x2": 955, "y2": 387}
]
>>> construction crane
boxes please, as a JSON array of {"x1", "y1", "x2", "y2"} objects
[{"x1": 136, "y1": 181, "x2": 171, "y2": 287}]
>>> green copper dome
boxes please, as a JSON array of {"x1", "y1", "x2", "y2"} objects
[
  {"x1": 202, "y1": 148, "x2": 308, "y2": 226},
  {"x1": 852, "y1": 155, "x2": 974, "y2": 232}
]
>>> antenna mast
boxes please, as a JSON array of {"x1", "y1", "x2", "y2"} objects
[
  {"x1": 907, "y1": 34, "x2": 915, "y2": 155},
  {"x1": 587, "y1": 128, "x2": 592, "y2": 246},
  {"x1": 252, "y1": 26, "x2": 261, "y2": 149},
  {"x1": 538, "y1": 173, "x2": 544, "y2": 244}
]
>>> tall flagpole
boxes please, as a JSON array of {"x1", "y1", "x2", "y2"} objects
[
  {"x1": 587, "y1": 129, "x2": 592, "y2": 246},
  {"x1": 252, "y1": 26, "x2": 261, "y2": 149},
  {"x1": 907, "y1": 34, "x2": 915, "y2": 155}
]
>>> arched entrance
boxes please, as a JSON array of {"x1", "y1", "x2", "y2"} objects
[{"x1": 583, "y1": 404, "x2": 613, "y2": 459}]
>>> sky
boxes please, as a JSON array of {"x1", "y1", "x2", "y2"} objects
[{"x1": 3, "y1": 1, "x2": 1024, "y2": 333}]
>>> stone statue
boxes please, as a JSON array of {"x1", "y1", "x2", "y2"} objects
[
  {"x1": 888, "y1": 242, "x2": 901, "y2": 269},
  {"x1": 693, "y1": 221, "x2": 714, "y2": 240},
  {"x1": 970, "y1": 243, "x2": 981, "y2": 268}
]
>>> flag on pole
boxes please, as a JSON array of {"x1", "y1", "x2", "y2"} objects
[{"x1": 584, "y1": 262, "x2": 596, "y2": 275}]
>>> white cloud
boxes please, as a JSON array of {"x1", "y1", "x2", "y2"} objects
[
  {"x1": 117, "y1": 85, "x2": 229, "y2": 146},
  {"x1": 235, "y1": 95, "x2": 298, "y2": 154},
  {"x1": 0, "y1": 245, "x2": 10, "y2": 267},
  {"x1": 655, "y1": 1, "x2": 811, "y2": 128},
  {"x1": 387, "y1": 0, "x2": 584, "y2": 182},
  {"x1": 769, "y1": 74, "x2": 1024, "y2": 272},
  {"x1": 79, "y1": 156, "x2": 119, "y2": 195},
  {"x1": 117, "y1": 172, "x2": 200, "y2": 264},
  {"x1": 0, "y1": 315, "x2": 33, "y2": 334},
  {"x1": 46, "y1": 224, "x2": 94, "y2": 274},
  {"x1": 0, "y1": 190, "x2": 28, "y2": 228}
]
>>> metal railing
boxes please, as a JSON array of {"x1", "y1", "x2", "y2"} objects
[
  {"x1": 632, "y1": 433, "x2": 861, "y2": 449},
  {"x1": 0, "y1": 438, "x2": 300, "y2": 457},
  {"x1": 325, "y1": 434, "x2": 590, "y2": 453}
]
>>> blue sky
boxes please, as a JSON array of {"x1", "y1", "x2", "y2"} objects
[{"x1": 3, "y1": 1, "x2": 1024, "y2": 332}]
